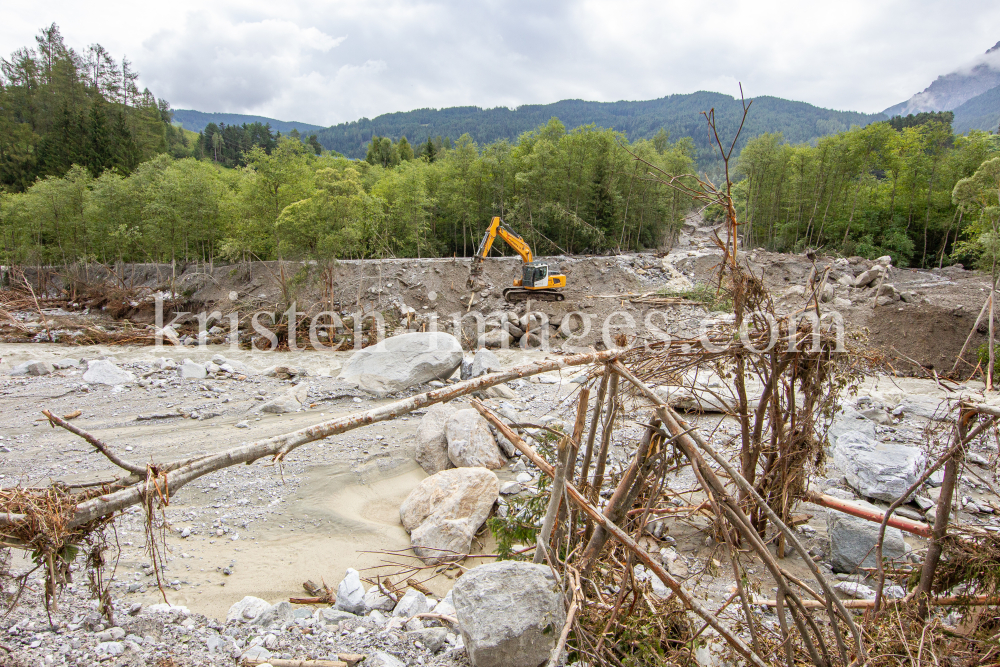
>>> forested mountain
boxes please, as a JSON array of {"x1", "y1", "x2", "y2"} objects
[
  {"x1": 953, "y1": 85, "x2": 1000, "y2": 134},
  {"x1": 310, "y1": 92, "x2": 886, "y2": 169},
  {"x1": 0, "y1": 24, "x2": 190, "y2": 193},
  {"x1": 884, "y1": 41, "x2": 1000, "y2": 117},
  {"x1": 172, "y1": 109, "x2": 324, "y2": 135}
]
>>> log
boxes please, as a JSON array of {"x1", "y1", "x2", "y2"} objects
[
  {"x1": 803, "y1": 491, "x2": 933, "y2": 538},
  {"x1": 5, "y1": 350, "x2": 621, "y2": 529},
  {"x1": 471, "y1": 399, "x2": 770, "y2": 667}
]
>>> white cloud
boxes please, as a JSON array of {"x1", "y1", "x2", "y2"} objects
[{"x1": 2, "y1": 1, "x2": 1000, "y2": 125}]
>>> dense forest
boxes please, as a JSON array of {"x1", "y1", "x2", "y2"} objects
[
  {"x1": 311, "y1": 93, "x2": 886, "y2": 173},
  {"x1": 0, "y1": 24, "x2": 192, "y2": 193},
  {"x1": 734, "y1": 114, "x2": 1000, "y2": 267},
  {"x1": 0, "y1": 117, "x2": 696, "y2": 265}
]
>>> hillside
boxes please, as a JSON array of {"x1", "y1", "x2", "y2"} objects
[
  {"x1": 172, "y1": 109, "x2": 325, "y2": 135},
  {"x1": 953, "y1": 84, "x2": 1000, "y2": 134},
  {"x1": 310, "y1": 91, "x2": 886, "y2": 165},
  {"x1": 884, "y1": 41, "x2": 1000, "y2": 116}
]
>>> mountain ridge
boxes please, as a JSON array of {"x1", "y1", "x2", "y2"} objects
[
  {"x1": 171, "y1": 109, "x2": 325, "y2": 135},
  {"x1": 884, "y1": 41, "x2": 1000, "y2": 117}
]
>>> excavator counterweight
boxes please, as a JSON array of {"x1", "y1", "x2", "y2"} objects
[{"x1": 468, "y1": 216, "x2": 566, "y2": 303}]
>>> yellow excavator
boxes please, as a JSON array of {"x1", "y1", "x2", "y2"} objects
[{"x1": 468, "y1": 216, "x2": 566, "y2": 302}]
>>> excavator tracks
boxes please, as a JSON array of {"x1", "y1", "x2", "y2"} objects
[{"x1": 503, "y1": 288, "x2": 565, "y2": 303}]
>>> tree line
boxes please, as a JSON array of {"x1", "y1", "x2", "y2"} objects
[
  {"x1": 0, "y1": 24, "x2": 192, "y2": 193},
  {"x1": 734, "y1": 114, "x2": 1000, "y2": 267},
  {"x1": 0, "y1": 118, "x2": 696, "y2": 266}
]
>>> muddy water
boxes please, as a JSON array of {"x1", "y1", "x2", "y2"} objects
[{"x1": 148, "y1": 459, "x2": 428, "y2": 620}]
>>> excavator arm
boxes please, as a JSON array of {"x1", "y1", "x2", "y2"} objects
[
  {"x1": 473, "y1": 216, "x2": 532, "y2": 263},
  {"x1": 468, "y1": 216, "x2": 531, "y2": 287}
]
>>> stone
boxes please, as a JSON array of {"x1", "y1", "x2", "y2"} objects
[
  {"x1": 834, "y1": 581, "x2": 876, "y2": 600},
  {"x1": 416, "y1": 403, "x2": 458, "y2": 475},
  {"x1": 446, "y1": 409, "x2": 506, "y2": 469},
  {"x1": 253, "y1": 601, "x2": 294, "y2": 627},
  {"x1": 340, "y1": 332, "x2": 463, "y2": 396},
  {"x1": 83, "y1": 359, "x2": 135, "y2": 385},
  {"x1": 826, "y1": 407, "x2": 876, "y2": 453},
  {"x1": 479, "y1": 329, "x2": 514, "y2": 349},
  {"x1": 460, "y1": 356, "x2": 474, "y2": 381},
  {"x1": 453, "y1": 561, "x2": 566, "y2": 667},
  {"x1": 393, "y1": 588, "x2": 430, "y2": 618},
  {"x1": 53, "y1": 358, "x2": 80, "y2": 369},
  {"x1": 235, "y1": 420, "x2": 250, "y2": 429},
  {"x1": 470, "y1": 348, "x2": 502, "y2": 378},
  {"x1": 408, "y1": 627, "x2": 448, "y2": 652},
  {"x1": 179, "y1": 359, "x2": 207, "y2": 380},
  {"x1": 336, "y1": 568, "x2": 367, "y2": 615},
  {"x1": 400, "y1": 467, "x2": 500, "y2": 564},
  {"x1": 854, "y1": 265, "x2": 885, "y2": 288},
  {"x1": 260, "y1": 384, "x2": 308, "y2": 414},
  {"x1": 26, "y1": 361, "x2": 54, "y2": 376},
  {"x1": 227, "y1": 596, "x2": 272, "y2": 623},
  {"x1": 96, "y1": 641, "x2": 125, "y2": 655},
  {"x1": 655, "y1": 385, "x2": 735, "y2": 414},
  {"x1": 896, "y1": 396, "x2": 951, "y2": 421},
  {"x1": 500, "y1": 481, "x2": 522, "y2": 495},
  {"x1": 833, "y1": 430, "x2": 926, "y2": 502},
  {"x1": 318, "y1": 609, "x2": 357, "y2": 626},
  {"x1": 371, "y1": 651, "x2": 406, "y2": 667},
  {"x1": 827, "y1": 500, "x2": 906, "y2": 573},
  {"x1": 241, "y1": 646, "x2": 272, "y2": 662},
  {"x1": 432, "y1": 589, "x2": 456, "y2": 617},
  {"x1": 364, "y1": 586, "x2": 395, "y2": 612}
]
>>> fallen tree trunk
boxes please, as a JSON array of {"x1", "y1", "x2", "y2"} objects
[{"x1": 4, "y1": 349, "x2": 619, "y2": 531}]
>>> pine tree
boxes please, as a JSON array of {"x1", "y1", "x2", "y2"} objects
[{"x1": 85, "y1": 99, "x2": 114, "y2": 176}]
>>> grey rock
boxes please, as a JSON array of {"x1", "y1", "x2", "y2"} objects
[
  {"x1": 500, "y1": 481, "x2": 522, "y2": 495},
  {"x1": 446, "y1": 409, "x2": 506, "y2": 469},
  {"x1": 371, "y1": 651, "x2": 406, "y2": 667},
  {"x1": 432, "y1": 589, "x2": 456, "y2": 617},
  {"x1": 26, "y1": 361, "x2": 54, "y2": 376},
  {"x1": 261, "y1": 384, "x2": 308, "y2": 414},
  {"x1": 241, "y1": 646, "x2": 272, "y2": 662},
  {"x1": 896, "y1": 396, "x2": 951, "y2": 420},
  {"x1": 226, "y1": 596, "x2": 271, "y2": 623},
  {"x1": 826, "y1": 407, "x2": 877, "y2": 452},
  {"x1": 235, "y1": 420, "x2": 250, "y2": 429},
  {"x1": 393, "y1": 588, "x2": 430, "y2": 618},
  {"x1": 83, "y1": 359, "x2": 135, "y2": 385},
  {"x1": 179, "y1": 359, "x2": 207, "y2": 380},
  {"x1": 833, "y1": 430, "x2": 926, "y2": 502},
  {"x1": 53, "y1": 358, "x2": 80, "y2": 369},
  {"x1": 460, "y1": 356, "x2": 474, "y2": 381},
  {"x1": 416, "y1": 403, "x2": 458, "y2": 475},
  {"x1": 364, "y1": 586, "x2": 395, "y2": 612},
  {"x1": 408, "y1": 627, "x2": 449, "y2": 652},
  {"x1": 834, "y1": 581, "x2": 876, "y2": 600},
  {"x1": 253, "y1": 601, "x2": 294, "y2": 627},
  {"x1": 335, "y1": 568, "x2": 366, "y2": 614},
  {"x1": 478, "y1": 329, "x2": 513, "y2": 349},
  {"x1": 96, "y1": 641, "x2": 125, "y2": 655},
  {"x1": 453, "y1": 561, "x2": 566, "y2": 667},
  {"x1": 470, "y1": 348, "x2": 502, "y2": 378},
  {"x1": 340, "y1": 332, "x2": 463, "y2": 396},
  {"x1": 400, "y1": 467, "x2": 500, "y2": 564},
  {"x1": 827, "y1": 500, "x2": 906, "y2": 573},
  {"x1": 318, "y1": 609, "x2": 357, "y2": 626}
]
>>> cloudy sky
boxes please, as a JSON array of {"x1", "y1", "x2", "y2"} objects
[{"x1": 3, "y1": 1, "x2": 999, "y2": 126}]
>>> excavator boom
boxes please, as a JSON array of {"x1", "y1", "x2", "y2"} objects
[{"x1": 467, "y1": 216, "x2": 566, "y2": 302}]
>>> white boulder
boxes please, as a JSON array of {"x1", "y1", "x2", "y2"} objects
[{"x1": 340, "y1": 332, "x2": 463, "y2": 396}]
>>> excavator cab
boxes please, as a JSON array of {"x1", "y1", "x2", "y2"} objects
[{"x1": 521, "y1": 262, "x2": 548, "y2": 288}]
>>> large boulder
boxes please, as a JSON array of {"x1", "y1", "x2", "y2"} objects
[
  {"x1": 400, "y1": 467, "x2": 499, "y2": 564},
  {"x1": 833, "y1": 431, "x2": 926, "y2": 502},
  {"x1": 340, "y1": 332, "x2": 463, "y2": 396},
  {"x1": 416, "y1": 403, "x2": 458, "y2": 475},
  {"x1": 825, "y1": 408, "x2": 876, "y2": 455},
  {"x1": 83, "y1": 359, "x2": 135, "y2": 385},
  {"x1": 827, "y1": 500, "x2": 907, "y2": 573},
  {"x1": 453, "y1": 561, "x2": 566, "y2": 667},
  {"x1": 446, "y1": 409, "x2": 506, "y2": 469}
]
